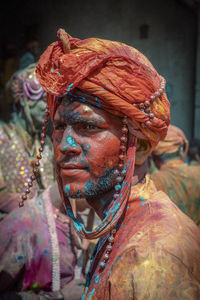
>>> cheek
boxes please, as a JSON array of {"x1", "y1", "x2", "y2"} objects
[
  {"x1": 88, "y1": 134, "x2": 121, "y2": 176},
  {"x1": 52, "y1": 133, "x2": 62, "y2": 161}
]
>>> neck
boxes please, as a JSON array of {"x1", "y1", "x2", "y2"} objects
[{"x1": 86, "y1": 160, "x2": 147, "y2": 220}]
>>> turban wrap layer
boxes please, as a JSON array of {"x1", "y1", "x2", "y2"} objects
[
  {"x1": 36, "y1": 29, "x2": 170, "y2": 239},
  {"x1": 36, "y1": 29, "x2": 170, "y2": 150}
]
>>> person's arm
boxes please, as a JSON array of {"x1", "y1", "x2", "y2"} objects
[{"x1": 108, "y1": 247, "x2": 200, "y2": 300}]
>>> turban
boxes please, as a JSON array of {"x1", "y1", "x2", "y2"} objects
[
  {"x1": 153, "y1": 124, "x2": 189, "y2": 160},
  {"x1": 36, "y1": 29, "x2": 170, "y2": 151},
  {"x1": 7, "y1": 63, "x2": 45, "y2": 104}
]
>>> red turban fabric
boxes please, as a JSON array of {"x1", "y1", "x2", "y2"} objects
[{"x1": 36, "y1": 29, "x2": 170, "y2": 150}]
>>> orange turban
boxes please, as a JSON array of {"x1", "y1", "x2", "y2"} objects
[
  {"x1": 36, "y1": 29, "x2": 170, "y2": 150},
  {"x1": 153, "y1": 124, "x2": 189, "y2": 160}
]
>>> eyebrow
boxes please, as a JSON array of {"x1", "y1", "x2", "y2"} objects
[{"x1": 53, "y1": 110, "x2": 105, "y2": 125}]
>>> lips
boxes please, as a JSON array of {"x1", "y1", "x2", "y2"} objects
[
  {"x1": 58, "y1": 162, "x2": 88, "y2": 177},
  {"x1": 59, "y1": 163, "x2": 86, "y2": 170}
]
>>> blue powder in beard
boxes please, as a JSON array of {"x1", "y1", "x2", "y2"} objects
[
  {"x1": 83, "y1": 168, "x2": 116, "y2": 198},
  {"x1": 84, "y1": 180, "x2": 96, "y2": 196}
]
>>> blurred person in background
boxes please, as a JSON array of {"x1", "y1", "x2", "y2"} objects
[
  {"x1": 19, "y1": 40, "x2": 41, "y2": 70},
  {"x1": 0, "y1": 63, "x2": 54, "y2": 219},
  {"x1": 151, "y1": 124, "x2": 200, "y2": 225}
]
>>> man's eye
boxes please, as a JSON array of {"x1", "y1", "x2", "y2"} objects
[
  {"x1": 54, "y1": 124, "x2": 65, "y2": 131},
  {"x1": 83, "y1": 124, "x2": 99, "y2": 130}
]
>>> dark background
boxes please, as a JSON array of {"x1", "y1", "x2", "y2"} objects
[{"x1": 0, "y1": 0, "x2": 199, "y2": 138}]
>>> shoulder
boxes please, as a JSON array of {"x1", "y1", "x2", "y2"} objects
[
  {"x1": 121, "y1": 190, "x2": 200, "y2": 273},
  {"x1": 107, "y1": 243, "x2": 200, "y2": 300}
]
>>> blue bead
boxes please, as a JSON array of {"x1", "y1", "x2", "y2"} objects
[{"x1": 115, "y1": 184, "x2": 121, "y2": 192}]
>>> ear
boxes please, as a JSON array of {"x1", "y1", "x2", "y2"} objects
[{"x1": 135, "y1": 138, "x2": 152, "y2": 165}]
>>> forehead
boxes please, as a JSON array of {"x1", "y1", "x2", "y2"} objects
[{"x1": 54, "y1": 95, "x2": 108, "y2": 122}]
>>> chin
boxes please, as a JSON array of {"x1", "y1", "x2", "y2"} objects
[{"x1": 62, "y1": 182, "x2": 88, "y2": 199}]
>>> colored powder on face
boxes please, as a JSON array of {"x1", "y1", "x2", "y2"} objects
[
  {"x1": 82, "y1": 143, "x2": 91, "y2": 157},
  {"x1": 84, "y1": 180, "x2": 96, "y2": 196},
  {"x1": 82, "y1": 168, "x2": 116, "y2": 199},
  {"x1": 66, "y1": 136, "x2": 78, "y2": 148}
]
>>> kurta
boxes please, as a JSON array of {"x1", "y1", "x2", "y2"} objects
[
  {"x1": 151, "y1": 159, "x2": 200, "y2": 225},
  {"x1": 82, "y1": 176, "x2": 200, "y2": 299}
]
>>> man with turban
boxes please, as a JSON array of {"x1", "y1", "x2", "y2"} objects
[
  {"x1": 32, "y1": 29, "x2": 200, "y2": 299},
  {"x1": 151, "y1": 124, "x2": 200, "y2": 225}
]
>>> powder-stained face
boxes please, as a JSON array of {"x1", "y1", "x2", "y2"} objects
[
  {"x1": 52, "y1": 93, "x2": 122, "y2": 200},
  {"x1": 28, "y1": 98, "x2": 47, "y2": 128}
]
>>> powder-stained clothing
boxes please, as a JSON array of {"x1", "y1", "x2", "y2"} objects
[
  {"x1": 0, "y1": 194, "x2": 76, "y2": 295},
  {"x1": 82, "y1": 177, "x2": 200, "y2": 299},
  {"x1": 151, "y1": 159, "x2": 200, "y2": 225}
]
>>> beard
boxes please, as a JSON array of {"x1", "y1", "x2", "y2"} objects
[{"x1": 62, "y1": 167, "x2": 116, "y2": 199}]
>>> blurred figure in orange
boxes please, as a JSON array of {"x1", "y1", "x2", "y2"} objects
[{"x1": 151, "y1": 124, "x2": 200, "y2": 225}]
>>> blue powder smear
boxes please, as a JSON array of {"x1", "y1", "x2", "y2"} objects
[
  {"x1": 88, "y1": 288, "x2": 95, "y2": 300},
  {"x1": 67, "y1": 83, "x2": 74, "y2": 92},
  {"x1": 66, "y1": 136, "x2": 78, "y2": 148},
  {"x1": 94, "y1": 274, "x2": 100, "y2": 284},
  {"x1": 95, "y1": 97, "x2": 101, "y2": 107},
  {"x1": 64, "y1": 184, "x2": 70, "y2": 196},
  {"x1": 140, "y1": 196, "x2": 147, "y2": 206}
]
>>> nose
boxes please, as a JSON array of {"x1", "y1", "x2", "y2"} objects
[{"x1": 59, "y1": 129, "x2": 81, "y2": 156}]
